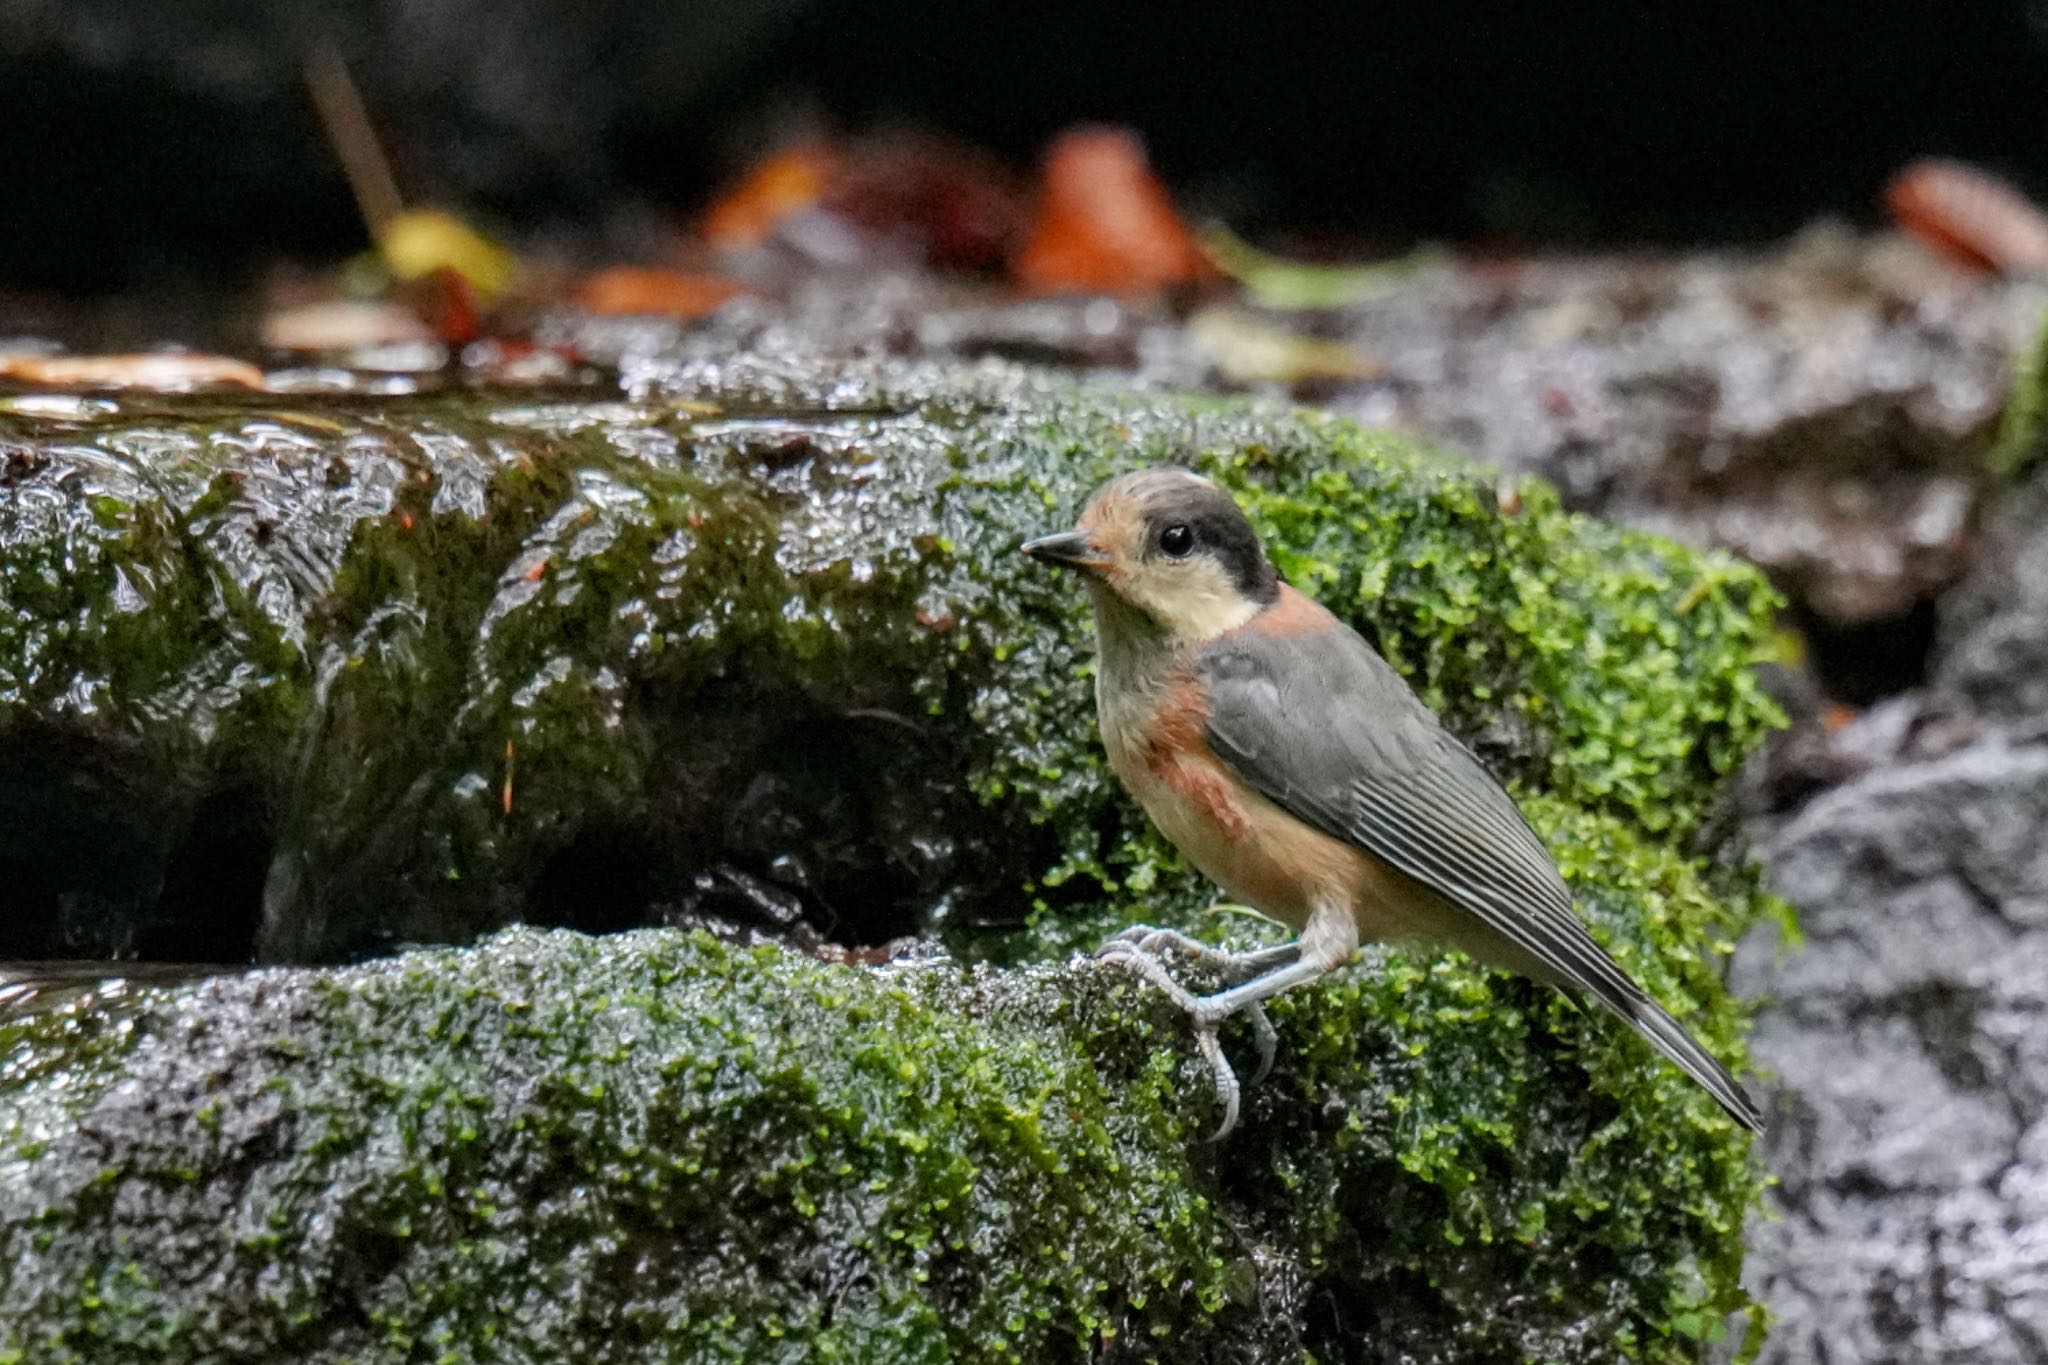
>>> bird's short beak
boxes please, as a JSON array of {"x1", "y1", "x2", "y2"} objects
[{"x1": 1020, "y1": 528, "x2": 1108, "y2": 572}]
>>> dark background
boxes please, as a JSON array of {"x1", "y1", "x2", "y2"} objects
[{"x1": 3, "y1": 0, "x2": 2046, "y2": 294}]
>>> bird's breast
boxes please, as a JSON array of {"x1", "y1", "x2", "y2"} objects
[{"x1": 1101, "y1": 672, "x2": 1370, "y2": 933}]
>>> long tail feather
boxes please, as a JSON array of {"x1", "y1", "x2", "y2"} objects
[{"x1": 1619, "y1": 995, "x2": 1763, "y2": 1133}]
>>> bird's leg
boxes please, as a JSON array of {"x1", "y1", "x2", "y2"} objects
[
  {"x1": 1097, "y1": 934, "x2": 1303, "y2": 1138},
  {"x1": 1185, "y1": 957, "x2": 1336, "y2": 1028},
  {"x1": 1188, "y1": 904, "x2": 1356, "y2": 1029},
  {"x1": 1100, "y1": 924, "x2": 1299, "y2": 979},
  {"x1": 1098, "y1": 906, "x2": 1355, "y2": 1140},
  {"x1": 1097, "y1": 929, "x2": 1296, "y2": 1088},
  {"x1": 1096, "y1": 939, "x2": 1245, "y2": 1140}
]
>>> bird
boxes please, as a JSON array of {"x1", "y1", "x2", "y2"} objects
[{"x1": 1020, "y1": 466, "x2": 1762, "y2": 1140}]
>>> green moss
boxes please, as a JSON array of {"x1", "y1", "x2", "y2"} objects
[
  {"x1": 1991, "y1": 303, "x2": 2048, "y2": 477},
  {"x1": 0, "y1": 358, "x2": 1785, "y2": 1360},
  {"x1": 0, "y1": 931, "x2": 1220, "y2": 1362},
  {"x1": 0, "y1": 919, "x2": 1761, "y2": 1364},
  {"x1": 1226, "y1": 440, "x2": 1778, "y2": 840},
  {"x1": 0, "y1": 370, "x2": 1780, "y2": 967}
]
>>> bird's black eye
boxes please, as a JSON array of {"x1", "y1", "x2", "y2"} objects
[{"x1": 1158, "y1": 523, "x2": 1195, "y2": 558}]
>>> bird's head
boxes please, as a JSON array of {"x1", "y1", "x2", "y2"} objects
[{"x1": 1022, "y1": 467, "x2": 1280, "y2": 645}]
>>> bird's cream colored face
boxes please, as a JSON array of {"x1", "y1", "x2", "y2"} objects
[{"x1": 1077, "y1": 472, "x2": 1265, "y2": 645}]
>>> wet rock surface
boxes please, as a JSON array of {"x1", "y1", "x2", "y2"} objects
[
  {"x1": 0, "y1": 350, "x2": 1781, "y2": 1360},
  {"x1": 1736, "y1": 438, "x2": 2048, "y2": 1363},
  {"x1": 570, "y1": 240, "x2": 2048, "y2": 1364},
  {"x1": 0, "y1": 924, "x2": 1761, "y2": 1364},
  {"x1": 4, "y1": 232, "x2": 2043, "y2": 1360},
  {"x1": 1313, "y1": 232, "x2": 2040, "y2": 635},
  {"x1": 0, "y1": 353, "x2": 1780, "y2": 971},
  {"x1": 1, "y1": 378, "x2": 1055, "y2": 963},
  {"x1": 1738, "y1": 734, "x2": 2048, "y2": 1365},
  {"x1": 1934, "y1": 452, "x2": 2048, "y2": 723}
]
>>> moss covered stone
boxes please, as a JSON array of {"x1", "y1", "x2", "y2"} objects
[
  {"x1": 1992, "y1": 303, "x2": 2048, "y2": 477},
  {"x1": 0, "y1": 355, "x2": 1783, "y2": 1360}
]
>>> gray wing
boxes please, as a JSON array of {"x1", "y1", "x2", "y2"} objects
[{"x1": 1196, "y1": 625, "x2": 1762, "y2": 1132}]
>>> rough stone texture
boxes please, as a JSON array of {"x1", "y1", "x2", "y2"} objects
[
  {"x1": 0, "y1": 353, "x2": 1782, "y2": 1362},
  {"x1": 0, "y1": 355, "x2": 1781, "y2": 976},
  {"x1": 1937, "y1": 438, "x2": 2048, "y2": 724},
  {"x1": 1737, "y1": 736, "x2": 2048, "y2": 1364},
  {"x1": 1738, "y1": 433, "x2": 2048, "y2": 1363},
  {"x1": 1315, "y1": 231, "x2": 2041, "y2": 631},
  {"x1": 0, "y1": 903, "x2": 1767, "y2": 1364},
  {"x1": 9, "y1": 232, "x2": 2042, "y2": 1358}
]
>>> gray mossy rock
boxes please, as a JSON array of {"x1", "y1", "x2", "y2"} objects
[
  {"x1": 566, "y1": 230, "x2": 2048, "y2": 636},
  {"x1": 2, "y1": 918, "x2": 1765, "y2": 1365},
  {"x1": 0, "y1": 354, "x2": 1779, "y2": 971},
  {"x1": 1, "y1": 354, "x2": 1782, "y2": 1362}
]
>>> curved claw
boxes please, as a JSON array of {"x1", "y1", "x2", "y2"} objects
[
  {"x1": 1098, "y1": 941, "x2": 1259, "y2": 1140},
  {"x1": 1097, "y1": 924, "x2": 1151, "y2": 952},
  {"x1": 1194, "y1": 1025, "x2": 1241, "y2": 1142},
  {"x1": 1099, "y1": 925, "x2": 1297, "y2": 980},
  {"x1": 1097, "y1": 924, "x2": 1211, "y2": 963}
]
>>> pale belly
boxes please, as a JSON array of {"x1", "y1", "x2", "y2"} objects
[{"x1": 1111, "y1": 739, "x2": 1385, "y2": 936}]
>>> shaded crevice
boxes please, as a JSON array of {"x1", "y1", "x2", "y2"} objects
[
  {"x1": 1792, "y1": 596, "x2": 1940, "y2": 708},
  {"x1": 148, "y1": 781, "x2": 268, "y2": 962},
  {"x1": 0, "y1": 723, "x2": 189, "y2": 959},
  {"x1": 528, "y1": 693, "x2": 1049, "y2": 954}
]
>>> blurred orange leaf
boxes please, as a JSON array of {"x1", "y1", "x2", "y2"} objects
[
  {"x1": 1885, "y1": 158, "x2": 2048, "y2": 275},
  {"x1": 822, "y1": 131, "x2": 1025, "y2": 270},
  {"x1": 577, "y1": 267, "x2": 746, "y2": 318},
  {"x1": 702, "y1": 143, "x2": 837, "y2": 250},
  {"x1": 1013, "y1": 127, "x2": 1218, "y2": 294}
]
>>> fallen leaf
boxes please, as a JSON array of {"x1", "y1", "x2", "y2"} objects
[
  {"x1": 1013, "y1": 127, "x2": 1218, "y2": 294},
  {"x1": 1885, "y1": 158, "x2": 2048, "y2": 274},
  {"x1": 0, "y1": 352, "x2": 264, "y2": 391},
  {"x1": 1200, "y1": 224, "x2": 1444, "y2": 309},
  {"x1": 701, "y1": 142, "x2": 838, "y2": 250},
  {"x1": 408, "y1": 267, "x2": 484, "y2": 348},
  {"x1": 1495, "y1": 476, "x2": 1525, "y2": 517},
  {"x1": 1187, "y1": 306, "x2": 1381, "y2": 384},
  {"x1": 576, "y1": 267, "x2": 746, "y2": 318},
  {"x1": 260, "y1": 298, "x2": 433, "y2": 352},
  {"x1": 821, "y1": 131, "x2": 1026, "y2": 270},
  {"x1": 380, "y1": 209, "x2": 518, "y2": 298}
]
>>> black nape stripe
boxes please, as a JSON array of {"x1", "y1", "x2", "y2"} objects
[{"x1": 1160, "y1": 490, "x2": 1279, "y2": 605}]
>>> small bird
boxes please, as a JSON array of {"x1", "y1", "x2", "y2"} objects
[{"x1": 1022, "y1": 466, "x2": 1762, "y2": 1140}]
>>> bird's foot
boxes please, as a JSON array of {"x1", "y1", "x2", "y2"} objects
[
  {"x1": 1096, "y1": 929, "x2": 1286, "y2": 1140},
  {"x1": 1098, "y1": 923, "x2": 1294, "y2": 982},
  {"x1": 1097, "y1": 925, "x2": 1292, "y2": 1083}
]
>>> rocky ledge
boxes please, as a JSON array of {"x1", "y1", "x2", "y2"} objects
[{"x1": 1, "y1": 355, "x2": 1779, "y2": 1361}]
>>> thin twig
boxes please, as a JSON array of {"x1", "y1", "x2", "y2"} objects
[{"x1": 304, "y1": 42, "x2": 405, "y2": 241}]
